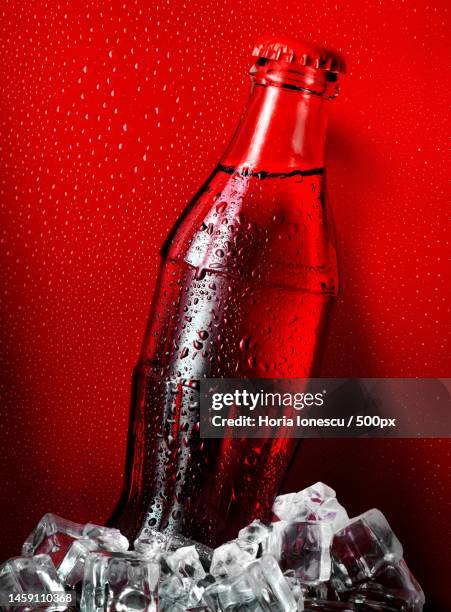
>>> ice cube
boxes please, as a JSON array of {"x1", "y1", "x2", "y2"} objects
[
  {"x1": 201, "y1": 580, "x2": 227, "y2": 611},
  {"x1": 301, "y1": 583, "x2": 329, "y2": 600},
  {"x1": 217, "y1": 555, "x2": 297, "y2": 612},
  {"x1": 313, "y1": 498, "x2": 349, "y2": 532},
  {"x1": 159, "y1": 570, "x2": 215, "y2": 611},
  {"x1": 236, "y1": 520, "x2": 269, "y2": 558},
  {"x1": 283, "y1": 571, "x2": 329, "y2": 602},
  {"x1": 184, "y1": 575, "x2": 217, "y2": 610},
  {"x1": 273, "y1": 492, "x2": 310, "y2": 522},
  {"x1": 165, "y1": 545, "x2": 206, "y2": 587},
  {"x1": 236, "y1": 538, "x2": 259, "y2": 558},
  {"x1": 348, "y1": 559, "x2": 425, "y2": 611},
  {"x1": 80, "y1": 551, "x2": 159, "y2": 612},
  {"x1": 262, "y1": 521, "x2": 285, "y2": 560},
  {"x1": 283, "y1": 569, "x2": 305, "y2": 604},
  {"x1": 273, "y1": 482, "x2": 336, "y2": 521},
  {"x1": 158, "y1": 572, "x2": 186, "y2": 609},
  {"x1": 247, "y1": 555, "x2": 298, "y2": 611},
  {"x1": 58, "y1": 539, "x2": 99, "y2": 588},
  {"x1": 215, "y1": 572, "x2": 260, "y2": 611},
  {"x1": 22, "y1": 514, "x2": 84, "y2": 564},
  {"x1": 379, "y1": 559, "x2": 424, "y2": 608},
  {"x1": 22, "y1": 514, "x2": 129, "y2": 570},
  {"x1": 331, "y1": 509, "x2": 403, "y2": 591},
  {"x1": 302, "y1": 482, "x2": 337, "y2": 505},
  {"x1": 168, "y1": 532, "x2": 214, "y2": 569},
  {"x1": 0, "y1": 554, "x2": 67, "y2": 611},
  {"x1": 238, "y1": 519, "x2": 270, "y2": 546},
  {"x1": 58, "y1": 528, "x2": 128, "y2": 588},
  {"x1": 264, "y1": 521, "x2": 332, "y2": 583},
  {"x1": 210, "y1": 541, "x2": 254, "y2": 579},
  {"x1": 81, "y1": 524, "x2": 129, "y2": 551},
  {"x1": 176, "y1": 574, "x2": 216, "y2": 610},
  {"x1": 133, "y1": 527, "x2": 172, "y2": 559},
  {"x1": 348, "y1": 591, "x2": 413, "y2": 610},
  {"x1": 273, "y1": 483, "x2": 348, "y2": 532}
]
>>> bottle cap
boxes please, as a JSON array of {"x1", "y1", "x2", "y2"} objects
[{"x1": 252, "y1": 38, "x2": 346, "y2": 74}]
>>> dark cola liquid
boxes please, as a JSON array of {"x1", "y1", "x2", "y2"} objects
[{"x1": 113, "y1": 166, "x2": 337, "y2": 547}]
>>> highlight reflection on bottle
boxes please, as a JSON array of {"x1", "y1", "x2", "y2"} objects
[{"x1": 112, "y1": 39, "x2": 345, "y2": 547}]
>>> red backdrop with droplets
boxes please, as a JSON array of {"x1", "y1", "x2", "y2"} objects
[{"x1": 0, "y1": 1, "x2": 449, "y2": 608}]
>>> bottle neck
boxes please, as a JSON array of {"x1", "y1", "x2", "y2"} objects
[{"x1": 221, "y1": 76, "x2": 330, "y2": 174}]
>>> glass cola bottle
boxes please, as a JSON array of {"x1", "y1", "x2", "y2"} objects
[{"x1": 112, "y1": 39, "x2": 345, "y2": 547}]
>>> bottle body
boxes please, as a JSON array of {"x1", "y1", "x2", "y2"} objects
[
  {"x1": 113, "y1": 163, "x2": 337, "y2": 546},
  {"x1": 112, "y1": 40, "x2": 343, "y2": 546}
]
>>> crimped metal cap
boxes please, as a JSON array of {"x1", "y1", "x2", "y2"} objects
[{"x1": 252, "y1": 38, "x2": 346, "y2": 74}]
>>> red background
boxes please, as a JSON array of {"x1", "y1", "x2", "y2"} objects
[{"x1": 0, "y1": 1, "x2": 449, "y2": 609}]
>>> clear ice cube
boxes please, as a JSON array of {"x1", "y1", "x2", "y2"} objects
[
  {"x1": 182, "y1": 574, "x2": 218, "y2": 611},
  {"x1": 80, "y1": 551, "x2": 159, "y2": 612},
  {"x1": 165, "y1": 545, "x2": 206, "y2": 586},
  {"x1": 348, "y1": 559, "x2": 425, "y2": 611},
  {"x1": 133, "y1": 527, "x2": 172, "y2": 559},
  {"x1": 58, "y1": 530, "x2": 128, "y2": 588},
  {"x1": 159, "y1": 570, "x2": 215, "y2": 611},
  {"x1": 264, "y1": 521, "x2": 332, "y2": 583},
  {"x1": 301, "y1": 582, "x2": 329, "y2": 600},
  {"x1": 314, "y1": 498, "x2": 349, "y2": 532},
  {"x1": 0, "y1": 554, "x2": 67, "y2": 611},
  {"x1": 238, "y1": 519, "x2": 270, "y2": 546},
  {"x1": 22, "y1": 514, "x2": 84, "y2": 565},
  {"x1": 81, "y1": 524, "x2": 129, "y2": 551},
  {"x1": 210, "y1": 541, "x2": 254, "y2": 579},
  {"x1": 302, "y1": 482, "x2": 337, "y2": 505},
  {"x1": 134, "y1": 528, "x2": 213, "y2": 567},
  {"x1": 58, "y1": 539, "x2": 99, "y2": 588},
  {"x1": 273, "y1": 492, "x2": 310, "y2": 522},
  {"x1": 215, "y1": 573, "x2": 259, "y2": 611},
  {"x1": 283, "y1": 569, "x2": 305, "y2": 604},
  {"x1": 284, "y1": 570, "x2": 330, "y2": 602},
  {"x1": 22, "y1": 514, "x2": 128, "y2": 570},
  {"x1": 236, "y1": 520, "x2": 269, "y2": 558},
  {"x1": 217, "y1": 554, "x2": 297, "y2": 612},
  {"x1": 331, "y1": 509, "x2": 403, "y2": 590},
  {"x1": 158, "y1": 572, "x2": 186, "y2": 609},
  {"x1": 273, "y1": 482, "x2": 336, "y2": 521},
  {"x1": 273, "y1": 483, "x2": 348, "y2": 532},
  {"x1": 168, "y1": 532, "x2": 214, "y2": 568},
  {"x1": 236, "y1": 539, "x2": 259, "y2": 558},
  {"x1": 247, "y1": 555, "x2": 298, "y2": 611}
]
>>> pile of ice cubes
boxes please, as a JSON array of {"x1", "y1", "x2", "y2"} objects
[{"x1": 0, "y1": 482, "x2": 425, "y2": 611}]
